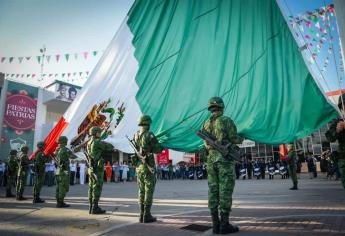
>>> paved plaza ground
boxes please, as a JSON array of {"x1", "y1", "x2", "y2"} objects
[{"x1": 0, "y1": 174, "x2": 344, "y2": 236}]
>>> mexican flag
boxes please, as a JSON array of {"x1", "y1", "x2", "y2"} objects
[{"x1": 43, "y1": 0, "x2": 338, "y2": 156}]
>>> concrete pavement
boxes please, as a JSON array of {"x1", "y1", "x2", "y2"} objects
[{"x1": 0, "y1": 174, "x2": 344, "y2": 235}]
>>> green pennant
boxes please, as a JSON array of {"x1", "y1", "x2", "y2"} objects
[
  {"x1": 62, "y1": 73, "x2": 65, "y2": 78},
  {"x1": 79, "y1": 72, "x2": 83, "y2": 76},
  {"x1": 37, "y1": 56, "x2": 41, "y2": 64},
  {"x1": 9, "y1": 57, "x2": 14, "y2": 63},
  {"x1": 65, "y1": 54, "x2": 70, "y2": 61},
  {"x1": 92, "y1": 51, "x2": 97, "y2": 56}
]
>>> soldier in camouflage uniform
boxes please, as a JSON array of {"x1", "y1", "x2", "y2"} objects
[
  {"x1": 87, "y1": 126, "x2": 114, "y2": 214},
  {"x1": 16, "y1": 146, "x2": 30, "y2": 200},
  {"x1": 202, "y1": 97, "x2": 242, "y2": 234},
  {"x1": 326, "y1": 93, "x2": 345, "y2": 189},
  {"x1": 5, "y1": 150, "x2": 18, "y2": 197},
  {"x1": 132, "y1": 115, "x2": 163, "y2": 223},
  {"x1": 33, "y1": 141, "x2": 47, "y2": 203},
  {"x1": 55, "y1": 136, "x2": 77, "y2": 208},
  {"x1": 287, "y1": 143, "x2": 298, "y2": 190}
]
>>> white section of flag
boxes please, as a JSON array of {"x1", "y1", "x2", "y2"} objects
[{"x1": 62, "y1": 18, "x2": 142, "y2": 153}]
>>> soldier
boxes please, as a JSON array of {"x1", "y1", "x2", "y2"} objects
[
  {"x1": 16, "y1": 146, "x2": 30, "y2": 200},
  {"x1": 326, "y1": 93, "x2": 345, "y2": 189},
  {"x1": 201, "y1": 97, "x2": 242, "y2": 234},
  {"x1": 132, "y1": 115, "x2": 163, "y2": 223},
  {"x1": 87, "y1": 126, "x2": 114, "y2": 214},
  {"x1": 55, "y1": 136, "x2": 76, "y2": 208},
  {"x1": 5, "y1": 150, "x2": 18, "y2": 197},
  {"x1": 33, "y1": 142, "x2": 47, "y2": 203},
  {"x1": 287, "y1": 143, "x2": 298, "y2": 190}
]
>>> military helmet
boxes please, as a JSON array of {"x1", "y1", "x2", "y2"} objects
[
  {"x1": 208, "y1": 97, "x2": 224, "y2": 111},
  {"x1": 138, "y1": 115, "x2": 152, "y2": 126},
  {"x1": 37, "y1": 141, "x2": 45, "y2": 148},
  {"x1": 338, "y1": 93, "x2": 345, "y2": 110},
  {"x1": 89, "y1": 126, "x2": 102, "y2": 136},
  {"x1": 10, "y1": 150, "x2": 17, "y2": 155},
  {"x1": 58, "y1": 136, "x2": 68, "y2": 144},
  {"x1": 20, "y1": 146, "x2": 29, "y2": 152}
]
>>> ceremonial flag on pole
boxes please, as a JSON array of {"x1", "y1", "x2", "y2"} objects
[{"x1": 40, "y1": 0, "x2": 338, "y2": 156}]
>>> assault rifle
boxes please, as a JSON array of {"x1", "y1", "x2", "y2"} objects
[
  {"x1": 196, "y1": 130, "x2": 243, "y2": 162},
  {"x1": 125, "y1": 135, "x2": 156, "y2": 174}
]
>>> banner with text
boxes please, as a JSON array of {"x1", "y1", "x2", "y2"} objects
[{"x1": 0, "y1": 81, "x2": 38, "y2": 159}]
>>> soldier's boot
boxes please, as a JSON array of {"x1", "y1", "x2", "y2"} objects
[
  {"x1": 6, "y1": 190, "x2": 15, "y2": 198},
  {"x1": 91, "y1": 201, "x2": 106, "y2": 214},
  {"x1": 210, "y1": 208, "x2": 220, "y2": 234},
  {"x1": 143, "y1": 205, "x2": 156, "y2": 223},
  {"x1": 219, "y1": 212, "x2": 239, "y2": 234},
  {"x1": 16, "y1": 194, "x2": 27, "y2": 201},
  {"x1": 56, "y1": 200, "x2": 70, "y2": 208},
  {"x1": 289, "y1": 185, "x2": 298, "y2": 190},
  {"x1": 139, "y1": 204, "x2": 144, "y2": 223},
  {"x1": 33, "y1": 194, "x2": 45, "y2": 203}
]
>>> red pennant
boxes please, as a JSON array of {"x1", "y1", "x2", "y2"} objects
[
  {"x1": 83, "y1": 52, "x2": 88, "y2": 59},
  {"x1": 56, "y1": 54, "x2": 60, "y2": 62}
]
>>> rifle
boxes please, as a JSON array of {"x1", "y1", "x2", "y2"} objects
[
  {"x1": 126, "y1": 135, "x2": 156, "y2": 174},
  {"x1": 83, "y1": 151, "x2": 98, "y2": 181},
  {"x1": 196, "y1": 130, "x2": 243, "y2": 162}
]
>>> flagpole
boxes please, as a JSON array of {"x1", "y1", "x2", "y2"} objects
[{"x1": 39, "y1": 45, "x2": 46, "y2": 82}]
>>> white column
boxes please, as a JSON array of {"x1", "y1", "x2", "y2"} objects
[
  {"x1": 33, "y1": 88, "x2": 47, "y2": 145},
  {"x1": 119, "y1": 151, "x2": 124, "y2": 163}
]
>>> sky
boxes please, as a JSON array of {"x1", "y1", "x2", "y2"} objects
[
  {"x1": 0, "y1": 0, "x2": 134, "y2": 87},
  {"x1": 0, "y1": 0, "x2": 344, "y2": 92}
]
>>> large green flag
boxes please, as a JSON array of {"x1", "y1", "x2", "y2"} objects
[{"x1": 61, "y1": 0, "x2": 337, "y2": 153}]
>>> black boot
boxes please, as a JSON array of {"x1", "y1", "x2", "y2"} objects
[
  {"x1": 33, "y1": 194, "x2": 45, "y2": 203},
  {"x1": 139, "y1": 204, "x2": 144, "y2": 223},
  {"x1": 143, "y1": 205, "x2": 156, "y2": 223},
  {"x1": 56, "y1": 200, "x2": 70, "y2": 208},
  {"x1": 219, "y1": 212, "x2": 239, "y2": 234},
  {"x1": 211, "y1": 208, "x2": 220, "y2": 234},
  {"x1": 289, "y1": 185, "x2": 298, "y2": 190},
  {"x1": 16, "y1": 195, "x2": 27, "y2": 201},
  {"x1": 91, "y1": 201, "x2": 106, "y2": 214}
]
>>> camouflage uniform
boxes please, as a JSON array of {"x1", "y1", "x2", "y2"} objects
[
  {"x1": 55, "y1": 136, "x2": 76, "y2": 208},
  {"x1": 5, "y1": 150, "x2": 18, "y2": 197},
  {"x1": 132, "y1": 115, "x2": 163, "y2": 223},
  {"x1": 33, "y1": 142, "x2": 47, "y2": 203},
  {"x1": 16, "y1": 146, "x2": 30, "y2": 200},
  {"x1": 87, "y1": 126, "x2": 114, "y2": 214},
  {"x1": 202, "y1": 97, "x2": 242, "y2": 234},
  {"x1": 287, "y1": 144, "x2": 298, "y2": 190},
  {"x1": 326, "y1": 94, "x2": 345, "y2": 189}
]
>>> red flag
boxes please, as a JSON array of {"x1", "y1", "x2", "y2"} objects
[
  {"x1": 29, "y1": 117, "x2": 68, "y2": 160},
  {"x1": 279, "y1": 144, "x2": 287, "y2": 161}
]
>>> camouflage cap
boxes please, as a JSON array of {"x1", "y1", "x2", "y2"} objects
[
  {"x1": 208, "y1": 97, "x2": 224, "y2": 111},
  {"x1": 89, "y1": 126, "x2": 102, "y2": 136},
  {"x1": 20, "y1": 146, "x2": 29, "y2": 152},
  {"x1": 138, "y1": 115, "x2": 152, "y2": 126},
  {"x1": 58, "y1": 136, "x2": 68, "y2": 144},
  {"x1": 10, "y1": 149, "x2": 18, "y2": 155},
  {"x1": 37, "y1": 141, "x2": 45, "y2": 148}
]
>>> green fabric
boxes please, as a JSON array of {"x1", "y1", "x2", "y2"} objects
[{"x1": 127, "y1": 0, "x2": 337, "y2": 152}]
